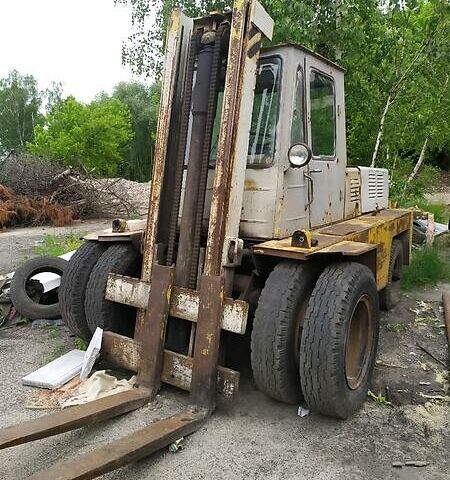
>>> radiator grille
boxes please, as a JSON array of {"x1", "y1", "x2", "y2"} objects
[{"x1": 367, "y1": 172, "x2": 386, "y2": 199}]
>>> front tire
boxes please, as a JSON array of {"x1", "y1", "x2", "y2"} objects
[
  {"x1": 300, "y1": 262, "x2": 379, "y2": 419},
  {"x1": 85, "y1": 244, "x2": 141, "y2": 336},
  {"x1": 251, "y1": 261, "x2": 318, "y2": 404},
  {"x1": 60, "y1": 242, "x2": 107, "y2": 340}
]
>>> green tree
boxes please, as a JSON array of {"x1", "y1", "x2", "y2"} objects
[
  {"x1": 117, "y1": 0, "x2": 450, "y2": 179},
  {"x1": 110, "y1": 81, "x2": 161, "y2": 181},
  {"x1": 0, "y1": 70, "x2": 43, "y2": 152},
  {"x1": 28, "y1": 96, "x2": 133, "y2": 176}
]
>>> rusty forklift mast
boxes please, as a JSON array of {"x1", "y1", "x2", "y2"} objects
[{"x1": 0, "y1": 1, "x2": 273, "y2": 478}]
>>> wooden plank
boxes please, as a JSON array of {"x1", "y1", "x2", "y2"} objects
[
  {"x1": 0, "y1": 389, "x2": 148, "y2": 450},
  {"x1": 28, "y1": 407, "x2": 208, "y2": 480},
  {"x1": 102, "y1": 332, "x2": 240, "y2": 404},
  {"x1": 106, "y1": 274, "x2": 248, "y2": 334}
]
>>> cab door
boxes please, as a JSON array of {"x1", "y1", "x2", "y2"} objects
[{"x1": 305, "y1": 56, "x2": 346, "y2": 228}]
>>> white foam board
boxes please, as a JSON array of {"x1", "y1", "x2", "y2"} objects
[
  {"x1": 80, "y1": 327, "x2": 103, "y2": 381},
  {"x1": 22, "y1": 349, "x2": 85, "y2": 389}
]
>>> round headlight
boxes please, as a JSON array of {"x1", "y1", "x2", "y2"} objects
[{"x1": 288, "y1": 143, "x2": 312, "y2": 168}]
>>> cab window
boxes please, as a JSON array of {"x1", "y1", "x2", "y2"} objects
[
  {"x1": 310, "y1": 70, "x2": 335, "y2": 157},
  {"x1": 247, "y1": 58, "x2": 281, "y2": 167},
  {"x1": 209, "y1": 57, "x2": 281, "y2": 168}
]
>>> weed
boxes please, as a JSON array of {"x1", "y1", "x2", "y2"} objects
[
  {"x1": 401, "y1": 246, "x2": 450, "y2": 290},
  {"x1": 75, "y1": 337, "x2": 89, "y2": 351},
  {"x1": 368, "y1": 390, "x2": 393, "y2": 407},
  {"x1": 45, "y1": 327, "x2": 67, "y2": 362},
  {"x1": 34, "y1": 233, "x2": 85, "y2": 257},
  {"x1": 383, "y1": 323, "x2": 407, "y2": 333},
  {"x1": 415, "y1": 316, "x2": 438, "y2": 327}
]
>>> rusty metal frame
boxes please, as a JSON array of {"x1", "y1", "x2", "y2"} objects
[
  {"x1": 253, "y1": 208, "x2": 413, "y2": 289},
  {"x1": 0, "y1": 3, "x2": 274, "y2": 478}
]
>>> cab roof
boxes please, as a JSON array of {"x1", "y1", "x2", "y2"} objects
[{"x1": 261, "y1": 43, "x2": 346, "y2": 73}]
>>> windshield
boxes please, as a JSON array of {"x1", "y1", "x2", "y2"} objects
[{"x1": 209, "y1": 57, "x2": 281, "y2": 168}]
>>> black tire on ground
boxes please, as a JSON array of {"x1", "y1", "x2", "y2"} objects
[
  {"x1": 10, "y1": 256, "x2": 68, "y2": 320},
  {"x1": 300, "y1": 262, "x2": 379, "y2": 419},
  {"x1": 251, "y1": 260, "x2": 318, "y2": 404},
  {"x1": 60, "y1": 241, "x2": 107, "y2": 340},
  {"x1": 379, "y1": 239, "x2": 403, "y2": 311},
  {"x1": 85, "y1": 244, "x2": 141, "y2": 336}
]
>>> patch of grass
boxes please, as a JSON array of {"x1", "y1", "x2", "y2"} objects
[
  {"x1": 368, "y1": 390, "x2": 393, "y2": 407},
  {"x1": 401, "y1": 246, "x2": 450, "y2": 290},
  {"x1": 415, "y1": 201, "x2": 450, "y2": 225},
  {"x1": 34, "y1": 232, "x2": 85, "y2": 257},
  {"x1": 383, "y1": 323, "x2": 408, "y2": 333},
  {"x1": 75, "y1": 337, "x2": 89, "y2": 351},
  {"x1": 46, "y1": 327, "x2": 67, "y2": 362}
]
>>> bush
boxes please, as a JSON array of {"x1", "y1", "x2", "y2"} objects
[{"x1": 401, "y1": 245, "x2": 450, "y2": 290}]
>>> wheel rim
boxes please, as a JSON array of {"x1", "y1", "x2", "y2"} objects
[{"x1": 345, "y1": 294, "x2": 374, "y2": 390}]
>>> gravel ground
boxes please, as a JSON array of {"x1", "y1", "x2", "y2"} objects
[
  {"x1": 0, "y1": 282, "x2": 449, "y2": 480},
  {"x1": 0, "y1": 219, "x2": 110, "y2": 274}
]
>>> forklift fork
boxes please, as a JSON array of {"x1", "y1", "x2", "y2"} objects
[{"x1": 0, "y1": 2, "x2": 273, "y2": 478}]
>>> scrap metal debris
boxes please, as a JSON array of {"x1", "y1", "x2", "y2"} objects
[
  {"x1": 168, "y1": 438, "x2": 185, "y2": 453},
  {"x1": 297, "y1": 406, "x2": 310, "y2": 417}
]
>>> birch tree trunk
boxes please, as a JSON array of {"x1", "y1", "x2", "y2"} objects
[
  {"x1": 370, "y1": 94, "x2": 392, "y2": 167},
  {"x1": 407, "y1": 137, "x2": 428, "y2": 185}
]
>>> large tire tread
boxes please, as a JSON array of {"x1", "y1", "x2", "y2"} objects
[
  {"x1": 300, "y1": 262, "x2": 379, "y2": 419},
  {"x1": 60, "y1": 242, "x2": 106, "y2": 340},
  {"x1": 251, "y1": 261, "x2": 317, "y2": 404},
  {"x1": 85, "y1": 244, "x2": 140, "y2": 335}
]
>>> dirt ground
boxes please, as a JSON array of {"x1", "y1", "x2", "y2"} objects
[
  {"x1": 0, "y1": 281, "x2": 448, "y2": 479},
  {"x1": 0, "y1": 219, "x2": 110, "y2": 274}
]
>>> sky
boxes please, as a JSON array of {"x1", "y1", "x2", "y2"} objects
[{"x1": 0, "y1": 0, "x2": 139, "y2": 103}]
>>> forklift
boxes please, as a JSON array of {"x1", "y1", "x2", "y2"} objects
[{"x1": 0, "y1": 1, "x2": 412, "y2": 478}]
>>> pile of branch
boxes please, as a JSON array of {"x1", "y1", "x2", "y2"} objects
[
  {"x1": 0, "y1": 185, "x2": 73, "y2": 228},
  {"x1": 0, "y1": 153, "x2": 143, "y2": 220}
]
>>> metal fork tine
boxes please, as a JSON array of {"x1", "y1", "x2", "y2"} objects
[
  {"x1": 0, "y1": 389, "x2": 149, "y2": 449},
  {"x1": 28, "y1": 407, "x2": 208, "y2": 480}
]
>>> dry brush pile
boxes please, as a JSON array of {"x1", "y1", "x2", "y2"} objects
[{"x1": 0, "y1": 153, "x2": 144, "y2": 229}]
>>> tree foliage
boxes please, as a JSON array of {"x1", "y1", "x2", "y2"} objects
[
  {"x1": 117, "y1": 0, "x2": 450, "y2": 194},
  {"x1": 110, "y1": 81, "x2": 160, "y2": 181},
  {"x1": 0, "y1": 70, "x2": 43, "y2": 152},
  {"x1": 28, "y1": 96, "x2": 133, "y2": 176}
]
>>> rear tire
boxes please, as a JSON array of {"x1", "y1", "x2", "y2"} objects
[
  {"x1": 379, "y1": 239, "x2": 403, "y2": 311},
  {"x1": 251, "y1": 261, "x2": 317, "y2": 404},
  {"x1": 85, "y1": 244, "x2": 141, "y2": 336},
  {"x1": 60, "y1": 241, "x2": 106, "y2": 340},
  {"x1": 300, "y1": 262, "x2": 379, "y2": 419}
]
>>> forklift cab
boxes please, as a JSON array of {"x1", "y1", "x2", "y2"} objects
[{"x1": 205, "y1": 44, "x2": 348, "y2": 239}]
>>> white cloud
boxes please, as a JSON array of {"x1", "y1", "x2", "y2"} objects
[{"x1": 0, "y1": 0, "x2": 137, "y2": 102}]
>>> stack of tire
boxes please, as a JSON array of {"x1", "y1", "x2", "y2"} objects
[{"x1": 60, "y1": 242, "x2": 142, "y2": 340}]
